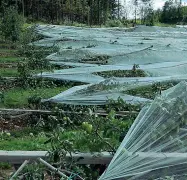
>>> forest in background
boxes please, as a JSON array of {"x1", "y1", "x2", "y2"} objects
[{"x1": 1, "y1": 0, "x2": 187, "y2": 28}]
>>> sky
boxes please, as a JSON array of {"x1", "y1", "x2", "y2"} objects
[
  {"x1": 154, "y1": 0, "x2": 187, "y2": 9},
  {"x1": 122, "y1": 0, "x2": 187, "y2": 10},
  {"x1": 121, "y1": 0, "x2": 187, "y2": 19},
  {"x1": 154, "y1": 0, "x2": 165, "y2": 9}
]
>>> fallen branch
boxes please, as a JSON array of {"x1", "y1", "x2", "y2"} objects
[
  {"x1": 10, "y1": 160, "x2": 29, "y2": 180},
  {"x1": 38, "y1": 158, "x2": 68, "y2": 179},
  {"x1": 0, "y1": 108, "x2": 138, "y2": 117},
  {"x1": 9, "y1": 113, "x2": 32, "y2": 119}
]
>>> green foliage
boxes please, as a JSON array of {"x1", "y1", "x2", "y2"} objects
[
  {"x1": 17, "y1": 62, "x2": 31, "y2": 88},
  {"x1": 0, "y1": 68, "x2": 18, "y2": 77},
  {"x1": 125, "y1": 82, "x2": 176, "y2": 99},
  {"x1": 0, "y1": 87, "x2": 68, "y2": 108},
  {"x1": 18, "y1": 44, "x2": 57, "y2": 71},
  {"x1": 95, "y1": 65, "x2": 147, "y2": 78},
  {"x1": 0, "y1": 56, "x2": 21, "y2": 63},
  {"x1": 28, "y1": 94, "x2": 42, "y2": 109},
  {"x1": 0, "y1": 0, "x2": 121, "y2": 26},
  {"x1": 159, "y1": 0, "x2": 183, "y2": 24},
  {"x1": 42, "y1": 107, "x2": 134, "y2": 179},
  {"x1": 19, "y1": 25, "x2": 41, "y2": 46},
  {"x1": 20, "y1": 163, "x2": 46, "y2": 179},
  {"x1": 0, "y1": 135, "x2": 48, "y2": 151},
  {"x1": 105, "y1": 19, "x2": 124, "y2": 27},
  {"x1": 0, "y1": 6, "x2": 24, "y2": 42},
  {"x1": 0, "y1": 162, "x2": 11, "y2": 170}
]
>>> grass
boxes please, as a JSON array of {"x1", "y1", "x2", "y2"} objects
[
  {"x1": 0, "y1": 86, "x2": 69, "y2": 108},
  {"x1": 154, "y1": 22, "x2": 176, "y2": 27},
  {"x1": 0, "y1": 127, "x2": 48, "y2": 151},
  {"x1": 0, "y1": 48, "x2": 18, "y2": 54},
  {"x1": 0, "y1": 68, "x2": 18, "y2": 77},
  {"x1": 0, "y1": 131, "x2": 77, "y2": 151},
  {"x1": 0, "y1": 136, "x2": 48, "y2": 151},
  {"x1": 0, "y1": 57, "x2": 22, "y2": 63},
  {"x1": 135, "y1": 20, "x2": 176, "y2": 28},
  {"x1": 0, "y1": 129, "x2": 120, "y2": 152},
  {"x1": 0, "y1": 48, "x2": 21, "y2": 77},
  {"x1": 0, "y1": 162, "x2": 11, "y2": 170}
]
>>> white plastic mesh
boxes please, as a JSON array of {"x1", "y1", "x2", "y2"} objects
[
  {"x1": 100, "y1": 81, "x2": 187, "y2": 180},
  {"x1": 33, "y1": 25, "x2": 187, "y2": 105},
  {"x1": 43, "y1": 79, "x2": 152, "y2": 105}
]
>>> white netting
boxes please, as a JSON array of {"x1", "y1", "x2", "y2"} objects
[
  {"x1": 100, "y1": 81, "x2": 187, "y2": 180},
  {"x1": 32, "y1": 25, "x2": 187, "y2": 105},
  {"x1": 43, "y1": 79, "x2": 152, "y2": 105}
]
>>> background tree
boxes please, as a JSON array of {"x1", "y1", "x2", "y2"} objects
[{"x1": 0, "y1": 6, "x2": 24, "y2": 42}]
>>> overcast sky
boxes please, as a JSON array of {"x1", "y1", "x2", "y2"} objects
[
  {"x1": 122, "y1": 0, "x2": 187, "y2": 10},
  {"x1": 154, "y1": 0, "x2": 165, "y2": 9},
  {"x1": 121, "y1": 0, "x2": 187, "y2": 19},
  {"x1": 152, "y1": 0, "x2": 187, "y2": 9}
]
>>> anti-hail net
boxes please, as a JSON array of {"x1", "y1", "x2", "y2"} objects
[
  {"x1": 35, "y1": 25, "x2": 187, "y2": 80},
  {"x1": 100, "y1": 81, "x2": 187, "y2": 180},
  {"x1": 42, "y1": 75, "x2": 187, "y2": 105},
  {"x1": 33, "y1": 25, "x2": 187, "y2": 105}
]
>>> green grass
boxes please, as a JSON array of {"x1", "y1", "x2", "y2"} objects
[
  {"x1": 0, "y1": 129, "x2": 77, "y2": 151},
  {"x1": 0, "y1": 136, "x2": 48, "y2": 151},
  {"x1": 154, "y1": 22, "x2": 176, "y2": 27},
  {"x1": 0, "y1": 86, "x2": 69, "y2": 108},
  {"x1": 135, "y1": 20, "x2": 176, "y2": 27},
  {"x1": 0, "y1": 162, "x2": 11, "y2": 170},
  {"x1": 0, "y1": 48, "x2": 18, "y2": 54},
  {"x1": 0, "y1": 68, "x2": 18, "y2": 77},
  {"x1": 0, "y1": 57, "x2": 22, "y2": 63},
  {"x1": 0, "y1": 129, "x2": 120, "y2": 152},
  {"x1": 0, "y1": 127, "x2": 48, "y2": 150}
]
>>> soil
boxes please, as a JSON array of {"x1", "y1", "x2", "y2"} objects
[
  {"x1": 0, "y1": 168, "x2": 14, "y2": 179},
  {"x1": 0, "y1": 115, "x2": 28, "y2": 131}
]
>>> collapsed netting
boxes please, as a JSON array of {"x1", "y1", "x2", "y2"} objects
[
  {"x1": 99, "y1": 81, "x2": 187, "y2": 180},
  {"x1": 43, "y1": 79, "x2": 152, "y2": 105},
  {"x1": 43, "y1": 74, "x2": 187, "y2": 105},
  {"x1": 34, "y1": 25, "x2": 187, "y2": 84},
  {"x1": 32, "y1": 25, "x2": 187, "y2": 105}
]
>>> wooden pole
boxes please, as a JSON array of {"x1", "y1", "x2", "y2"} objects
[
  {"x1": 38, "y1": 158, "x2": 68, "y2": 178},
  {"x1": 10, "y1": 160, "x2": 29, "y2": 180}
]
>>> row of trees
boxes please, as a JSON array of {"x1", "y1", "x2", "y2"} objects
[
  {"x1": 159, "y1": 0, "x2": 187, "y2": 24},
  {"x1": 1, "y1": 0, "x2": 187, "y2": 32},
  {"x1": 0, "y1": 0, "x2": 121, "y2": 25},
  {"x1": 135, "y1": 0, "x2": 187, "y2": 25}
]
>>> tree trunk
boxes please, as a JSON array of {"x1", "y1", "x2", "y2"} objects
[{"x1": 22, "y1": 0, "x2": 24, "y2": 17}]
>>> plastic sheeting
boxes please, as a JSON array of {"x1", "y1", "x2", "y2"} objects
[
  {"x1": 39, "y1": 73, "x2": 104, "y2": 84},
  {"x1": 43, "y1": 74, "x2": 187, "y2": 105},
  {"x1": 43, "y1": 82, "x2": 152, "y2": 105},
  {"x1": 100, "y1": 81, "x2": 187, "y2": 180}
]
